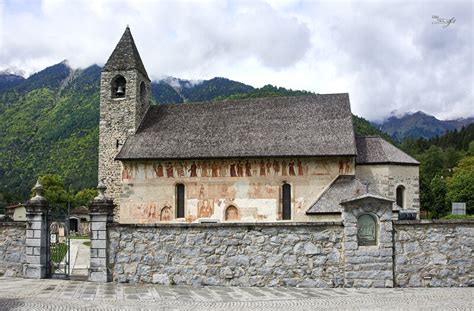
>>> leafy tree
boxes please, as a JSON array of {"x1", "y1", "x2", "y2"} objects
[
  {"x1": 73, "y1": 188, "x2": 97, "y2": 207},
  {"x1": 419, "y1": 146, "x2": 444, "y2": 181},
  {"x1": 446, "y1": 156, "x2": 474, "y2": 215},
  {"x1": 443, "y1": 147, "x2": 461, "y2": 175},
  {"x1": 468, "y1": 141, "x2": 474, "y2": 156},
  {"x1": 419, "y1": 175, "x2": 433, "y2": 218},
  {"x1": 35, "y1": 174, "x2": 71, "y2": 204},
  {"x1": 429, "y1": 175, "x2": 448, "y2": 218}
]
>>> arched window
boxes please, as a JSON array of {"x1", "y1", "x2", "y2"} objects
[
  {"x1": 111, "y1": 75, "x2": 126, "y2": 98},
  {"x1": 357, "y1": 214, "x2": 377, "y2": 246},
  {"x1": 396, "y1": 185, "x2": 405, "y2": 208},
  {"x1": 140, "y1": 81, "x2": 147, "y2": 102},
  {"x1": 176, "y1": 184, "x2": 185, "y2": 218},
  {"x1": 225, "y1": 205, "x2": 239, "y2": 221},
  {"x1": 282, "y1": 183, "x2": 291, "y2": 220}
]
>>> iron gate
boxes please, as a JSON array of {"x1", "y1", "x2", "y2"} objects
[{"x1": 47, "y1": 203, "x2": 71, "y2": 279}]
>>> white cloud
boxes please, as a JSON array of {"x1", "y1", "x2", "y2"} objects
[{"x1": 0, "y1": 0, "x2": 472, "y2": 121}]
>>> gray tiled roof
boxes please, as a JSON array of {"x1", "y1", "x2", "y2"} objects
[
  {"x1": 306, "y1": 176, "x2": 367, "y2": 214},
  {"x1": 356, "y1": 136, "x2": 419, "y2": 165},
  {"x1": 102, "y1": 26, "x2": 149, "y2": 80},
  {"x1": 116, "y1": 94, "x2": 357, "y2": 160}
]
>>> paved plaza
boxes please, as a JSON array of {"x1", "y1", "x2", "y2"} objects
[{"x1": 0, "y1": 277, "x2": 473, "y2": 310}]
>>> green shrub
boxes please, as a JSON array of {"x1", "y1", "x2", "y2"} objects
[{"x1": 440, "y1": 214, "x2": 474, "y2": 220}]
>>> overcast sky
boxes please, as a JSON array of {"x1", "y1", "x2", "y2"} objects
[{"x1": 0, "y1": 0, "x2": 472, "y2": 121}]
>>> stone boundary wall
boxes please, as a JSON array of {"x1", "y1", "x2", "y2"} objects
[
  {"x1": 0, "y1": 220, "x2": 26, "y2": 277},
  {"x1": 108, "y1": 222, "x2": 344, "y2": 287},
  {"x1": 394, "y1": 220, "x2": 474, "y2": 287}
]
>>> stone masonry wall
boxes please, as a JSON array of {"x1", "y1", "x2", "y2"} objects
[
  {"x1": 394, "y1": 220, "x2": 473, "y2": 287},
  {"x1": 108, "y1": 223, "x2": 344, "y2": 287},
  {"x1": 342, "y1": 199, "x2": 394, "y2": 288},
  {"x1": 0, "y1": 220, "x2": 26, "y2": 277}
]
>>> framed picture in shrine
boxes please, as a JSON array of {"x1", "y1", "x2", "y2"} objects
[{"x1": 357, "y1": 213, "x2": 377, "y2": 246}]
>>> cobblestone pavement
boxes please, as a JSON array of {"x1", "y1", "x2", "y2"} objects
[{"x1": 0, "y1": 277, "x2": 472, "y2": 310}]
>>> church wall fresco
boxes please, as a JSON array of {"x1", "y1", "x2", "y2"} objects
[{"x1": 118, "y1": 157, "x2": 354, "y2": 224}]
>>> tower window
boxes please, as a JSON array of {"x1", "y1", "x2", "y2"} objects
[
  {"x1": 396, "y1": 185, "x2": 405, "y2": 208},
  {"x1": 111, "y1": 75, "x2": 126, "y2": 98},
  {"x1": 140, "y1": 81, "x2": 147, "y2": 102},
  {"x1": 176, "y1": 183, "x2": 185, "y2": 218},
  {"x1": 282, "y1": 183, "x2": 291, "y2": 220}
]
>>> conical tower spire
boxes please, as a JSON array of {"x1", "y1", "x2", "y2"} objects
[{"x1": 103, "y1": 26, "x2": 149, "y2": 80}]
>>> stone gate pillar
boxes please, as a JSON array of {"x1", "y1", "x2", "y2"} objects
[
  {"x1": 341, "y1": 193, "x2": 394, "y2": 288},
  {"x1": 88, "y1": 181, "x2": 114, "y2": 282},
  {"x1": 23, "y1": 180, "x2": 48, "y2": 279}
]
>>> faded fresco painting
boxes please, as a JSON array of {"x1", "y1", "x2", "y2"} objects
[
  {"x1": 118, "y1": 157, "x2": 354, "y2": 224},
  {"x1": 121, "y1": 157, "x2": 354, "y2": 181}
]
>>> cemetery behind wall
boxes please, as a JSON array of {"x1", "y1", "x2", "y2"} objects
[{"x1": 1, "y1": 217, "x2": 472, "y2": 287}]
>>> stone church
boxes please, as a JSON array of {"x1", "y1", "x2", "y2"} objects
[{"x1": 99, "y1": 27, "x2": 419, "y2": 224}]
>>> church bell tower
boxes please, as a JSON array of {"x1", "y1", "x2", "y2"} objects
[{"x1": 99, "y1": 26, "x2": 150, "y2": 212}]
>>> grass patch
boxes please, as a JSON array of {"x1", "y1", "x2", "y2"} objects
[
  {"x1": 69, "y1": 235, "x2": 89, "y2": 239},
  {"x1": 51, "y1": 243, "x2": 67, "y2": 263},
  {"x1": 441, "y1": 214, "x2": 474, "y2": 220},
  {"x1": 83, "y1": 241, "x2": 91, "y2": 247}
]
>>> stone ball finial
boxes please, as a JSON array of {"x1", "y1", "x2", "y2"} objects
[
  {"x1": 94, "y1": 179, "x2": 108, "y2": 202},
  {"x1": 29, "y1": 179, "x2": 46, "y2": 204},
  {"x1": 33, "y1": 179, "x2": 43, "y2": 196}
]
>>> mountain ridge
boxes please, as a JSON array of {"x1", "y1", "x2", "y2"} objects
[{"x1": 374, "y1": 111, "x2": 474, "y2": 141}]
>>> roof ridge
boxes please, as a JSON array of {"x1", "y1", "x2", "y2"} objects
[
  {"x1": 154, "y1": 93, "x2": 350, "y2": 109},
  {"x1": 356, "y1": 135, "x2": 381, "y2": 139}
]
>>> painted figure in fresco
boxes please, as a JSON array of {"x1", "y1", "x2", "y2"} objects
[
  {"x1": 199, "y1": 199, "x2": 213, "y2": 218},
  {"x1": 155, "y1": 163, "x2": 164, "y2": 177},
  {"x1": 297, "y1": 160, "x2": 304, "y2": 176},
  {"x1": 260, "y1": 160, "x2": 266, "y2": 176},
  {"x1": 166, "y1": 162, "x2": 174, "y2": 178},
  {"x1": 220, "y1": 161, "x2": 227, "y2": 177},
  {"x1": 176, "y1": 163, "x2": 185, "y2": 177},
  {"x1": 282, "y1": 160, "x2": 287, "y2": 176},
  {"x1": 211, "y1": 161, "x2": 219, "y2": 177},
  {"x1": 339, "y1": 160, "x2": 344, "y2": 175},
  {"x1": 344, "y1": 159, "x2": 351, "y2": 174},
  {"x1": 189, "y1": 162, "x2": 197, "y2": 177},
  {"x1": 199, "y1": 184, "x2": 205, "y2": 200},
  {"x1": 122, "y1": 166, "x2": 131, "y2": 180},
  {"x1": 230, "y1": 163, "x2": 237, "y2": 177},
  {"x1": 245, "y1": 161, "x2": 252, "y2": 177},
  {"x1": 201, "y1": 161, "x2": 208, "y2": 177},
  {"x1": 225, "y1": 205, "x2": 239, "y2": 221},
  {"x1": 266, "y1": 160, "x2": 272, "y2": 175},
  {"x1": 146, "y1": 203, "x2": 157, "y2": 218},
  {"x1": 160, "y1": 206, "x2": 172, "y2": 221},
  {"x1": 237, "y1": 161, "x2": 244, "y2": 177},
  {"x1": 289, "y1": 161, "x2": 296, "y2": 176},
  {"x1": 273, "y1": 160, "x2": 280, "y2": 176}
]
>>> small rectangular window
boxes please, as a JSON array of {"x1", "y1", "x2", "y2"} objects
[
  {"x1": 176, "y1": 184, "x2": 185, "y2": 218},
  {"x1": 282, "y1": 183, "x2": 291, "y2": 220}
]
